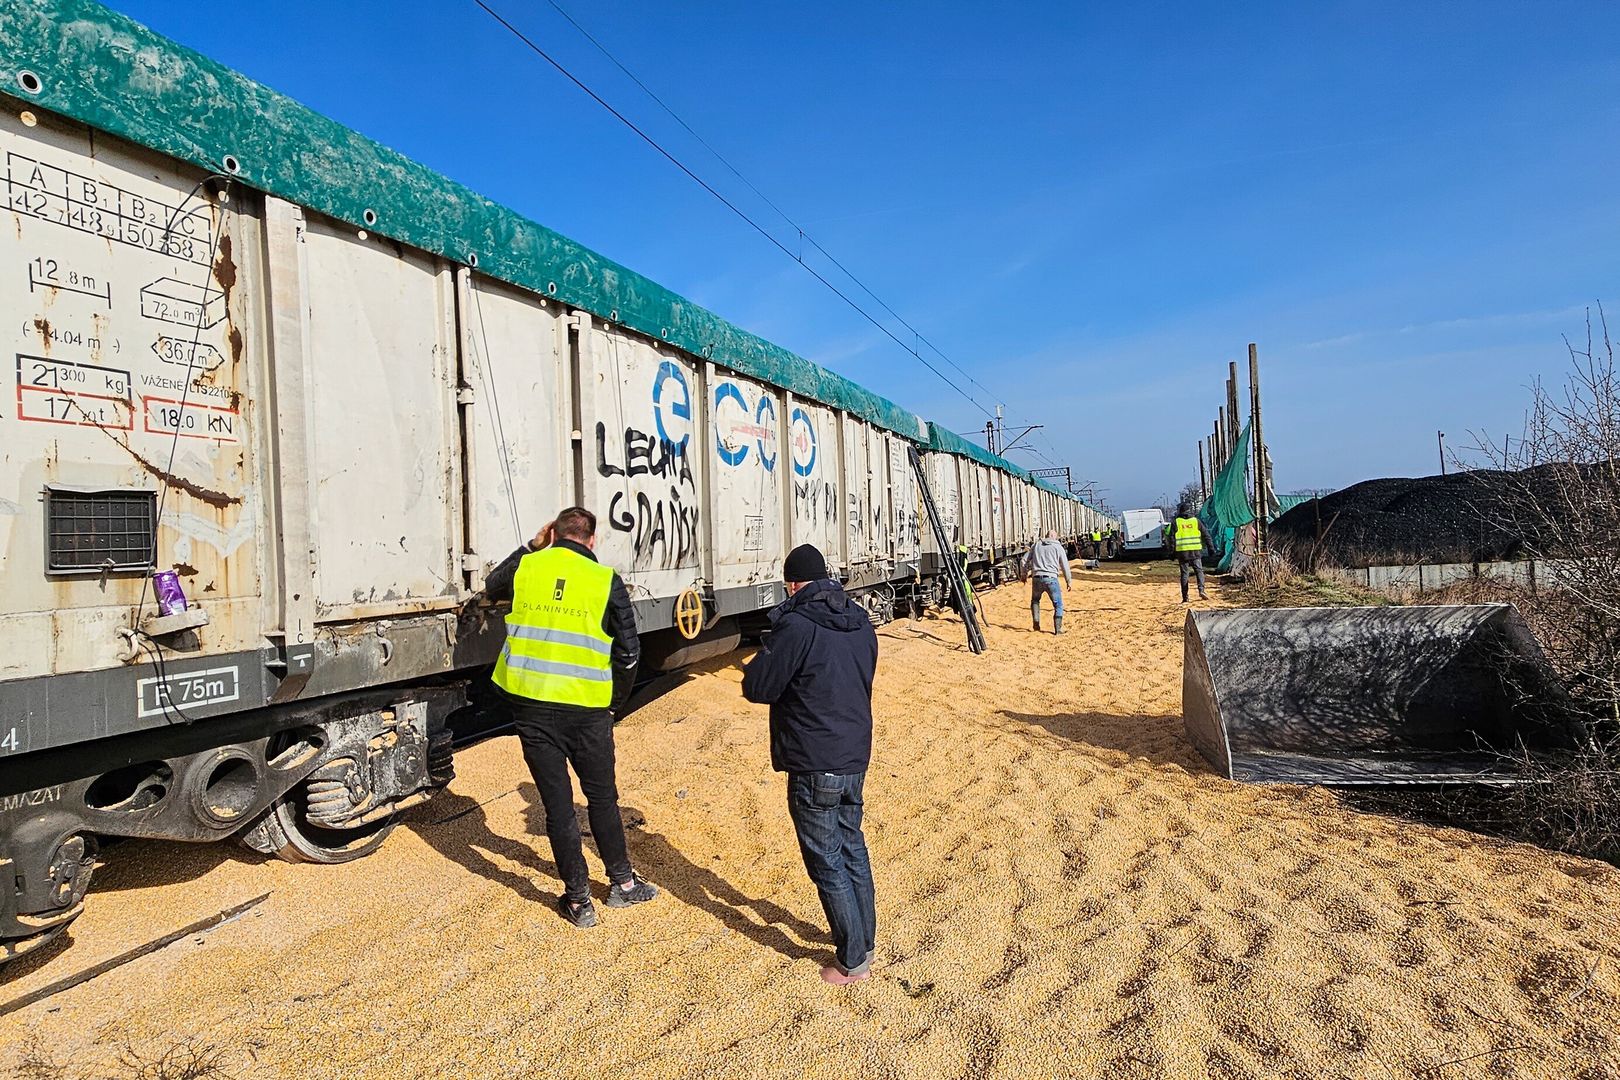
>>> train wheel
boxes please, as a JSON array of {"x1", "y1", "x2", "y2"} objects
[
  {"x1": 2, "y1": 912, "x2": 78, "y2": 965},
  {"x1": 258, "y1": 782, "x2": 397, "y2": 865},
  {"x1": 0, "y1": 833, "x2": 94, "y2": 967}
]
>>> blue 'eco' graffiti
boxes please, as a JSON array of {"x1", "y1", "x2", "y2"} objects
[
  {"x1": 755, "y1": 396, "x2": 777, "y2": 472},
  {"x1": 714, "y1": 382, "x2": 749, "y2": 466},
  {"x1": 790, "y1": 406, "x2": 817, "y2": 477},
  {"x1": 652, "y1": 361, "x2": 691, "y2": 452}
]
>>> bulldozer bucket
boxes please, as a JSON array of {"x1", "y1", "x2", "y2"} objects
[{"x1": 1182, "y1": 604, "x2": 1568, "y2": 784}]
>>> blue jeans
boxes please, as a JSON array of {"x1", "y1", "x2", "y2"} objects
[
  {"x1": 786, "y1": 770, "x2": 876, "y2": 972},
  {"x1": 1031, "y1": 575, "x2": 1064, "y2": 622}
]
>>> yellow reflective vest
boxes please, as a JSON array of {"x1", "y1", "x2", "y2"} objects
[
  {"x1": 492, "y1": 546, "x2": 615, "y2": 707},
  {"x1": 1173, "y1": 516, "x2": 1204, "y2": 553}
]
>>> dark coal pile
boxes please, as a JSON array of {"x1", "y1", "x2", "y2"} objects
[{"x1": 1271, "y1": 465, "x2": 1584, "y2": 567}]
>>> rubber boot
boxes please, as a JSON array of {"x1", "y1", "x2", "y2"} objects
[{"x1": 1054, "y1": 616, "x2": 1064, "y2": 636}]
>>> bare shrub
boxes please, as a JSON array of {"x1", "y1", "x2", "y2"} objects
[
  {"x1": 114, "y1": 1042, "x2": 235, "y2": 1080},
  {"x1": 1464, "y1": 305, "x2": 1620, "y2": 861},
  {"x1": 12, "y1": 1038, "x2": 234, "y2": 1080},
  {"x1": 15, "y1": 1038, "x2": 69, "y2": 1080},
  {"x1": 1475, "y1": 306, "x2": 1620, "y2": 707}
]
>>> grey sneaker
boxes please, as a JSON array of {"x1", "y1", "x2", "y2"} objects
[
  {"x1": 605, "y1": 875, "x2": 659, "y2": 908},
  {"x1": 558, "y1": 895, "x2": 597, "y2": 928}
]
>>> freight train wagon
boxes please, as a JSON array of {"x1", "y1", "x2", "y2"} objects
[{"x1": 0, "y1": 1, "x2": 1112, "y2": 962}]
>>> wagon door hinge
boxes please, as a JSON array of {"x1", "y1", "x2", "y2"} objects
[{"x1": 456, "y1": 386, "x2": 476, "y2": 405}]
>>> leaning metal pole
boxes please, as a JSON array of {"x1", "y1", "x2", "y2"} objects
[{"x1": 908, "y1": 446, "x2": 985, "y2": 654}]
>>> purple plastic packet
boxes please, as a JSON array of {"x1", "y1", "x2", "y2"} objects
[{"x1": 153, "y1": 569, "x2": 188, "y2": 616}]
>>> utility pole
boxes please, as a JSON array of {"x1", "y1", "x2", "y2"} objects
[
  {"x1": 1438, "y1": 430, "x2": 1447, "y2": 477},
  {"x1": 1198, "y1": 441, "x2": 1208, "y2": 502},
  {"x1": 1217, "y1": 407, "x2": 1227, "y2": 468},
  {"x1": 1227, "y1": 361, "x2": 1241, "y2": 452},
  {"x1": 980, "y1": 405, "x2": 1043, "y2": 456},
  {"x1": 981, "y1": 404, "x2": 1005, "y2": 455},
  {"x1": 1249, "y1": 343, "x2": 1266, "y2": 554}
]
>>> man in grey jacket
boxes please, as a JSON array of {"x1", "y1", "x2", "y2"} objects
[{"x1": 1021, "y1": 530, "x2": 1072, "y2": 635}]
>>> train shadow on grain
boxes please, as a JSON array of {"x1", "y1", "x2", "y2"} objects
[
  {"x1": 408, "y1": 787, "x2": 561, "y2": 908},
  {"x1": 522, "y1": 788, "x2": 830, "y2": 961},
  {"x1": 0, "y1": 929, "x2": 76, "y2": 986},
  {"x1": 86, "y1": 837, "x2": 268, "y2": 896},
  {"x1": 408, "y1": 784, "x2": 828, "y2": 960}
]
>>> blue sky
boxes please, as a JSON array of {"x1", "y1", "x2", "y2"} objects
[{"x1": 111, "y1": 1, "x2": 1620, "y2": 510}]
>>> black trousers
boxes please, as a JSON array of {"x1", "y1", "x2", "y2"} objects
[
  {"x1": 509, "y1": 702, "x2": 633, "y2": 902},
  {"x1": 1178, "y1": 552, "x2": 1208, "y2": 600}
]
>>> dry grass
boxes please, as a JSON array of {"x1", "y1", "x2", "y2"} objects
[
  {"x1": 1233, "y1": 565, "x2": 1396, "y2": 609},
  {"x1": 3, "y1": 559, "x2": 1619, "y2": 1079}
]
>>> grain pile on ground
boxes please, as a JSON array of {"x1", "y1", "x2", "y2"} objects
[{"x1": 3, "y1": 561, "x2": 1619, "y2": 1079}]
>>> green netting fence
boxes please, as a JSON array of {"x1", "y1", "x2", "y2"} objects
[
  {"x1": 1198, "y1": 421, "x2": 1255, "y2": 571},
  {"x1": 1196, "y1": 420, "x2": 1297, "y2": 572},
  {"x1": 1274, "y1": 493, "x2": 1313, "y2": 516}
]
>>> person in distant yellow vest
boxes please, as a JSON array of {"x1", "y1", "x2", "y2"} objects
[
  {"x1": 483, "y1": 507, "x2": 656, "y2": 928},
  {"x1": 1169, "y1": 503, "x2": 1210, "y2": 603}
]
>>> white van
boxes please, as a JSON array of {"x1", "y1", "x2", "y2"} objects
[{"x1": 1121, "y1": 508, "x2": 1168, "y2": 555}]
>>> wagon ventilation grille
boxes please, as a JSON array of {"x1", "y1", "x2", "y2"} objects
[{"x1": 45, "y1": 488, "x2": 158, "y2": 574}]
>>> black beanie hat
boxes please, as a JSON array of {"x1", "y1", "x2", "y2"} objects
[{"x1": 783, "y1": 544, "x2": 829, "y2": 583}]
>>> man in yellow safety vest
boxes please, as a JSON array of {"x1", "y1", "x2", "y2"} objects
[
  {"x1": 483, "y1": 506, "x2": 656, "y2": 928},
  {"x1": 1170, "y1": 502, "x2": 1210, "y2": 603}
]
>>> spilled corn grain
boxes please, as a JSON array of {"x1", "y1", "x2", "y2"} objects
[{"x1": 2, "y1": 561, "x2": 1618, "y2": 1079}]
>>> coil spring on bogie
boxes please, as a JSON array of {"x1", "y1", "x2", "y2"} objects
[{"x1": 860, "y1": 584, "x2": 897, "y2": 627}]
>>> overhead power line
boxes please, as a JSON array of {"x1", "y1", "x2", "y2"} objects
[
  {"x1": 472, "y1": 0, "x2": 994, "y2": 418},
  {"x1": 537, "y1": 0, "x2": 999, "y2": 405}
]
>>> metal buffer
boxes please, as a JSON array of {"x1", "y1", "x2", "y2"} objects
[{"x1": 908, "y1": 446, "x2": 985, "y2": 654}]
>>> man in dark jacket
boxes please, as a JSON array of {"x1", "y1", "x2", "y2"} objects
[
  {"x1": 742, "y1": 544, "x2": 879, "y2": 984},
  {"x1": 482, "y1": 507, "x2": 656, "y2": 928}
]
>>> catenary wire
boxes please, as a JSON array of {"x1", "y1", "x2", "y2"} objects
[
  {"x1": 540, "y1": 0, "x2": 999, "y2": 406},
  {"x1": 536, "y1": 0, "x2": 998, "y2": 404},
  {"x1": 470, "y1": 0, "x2": 993, "y2": 420}
]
